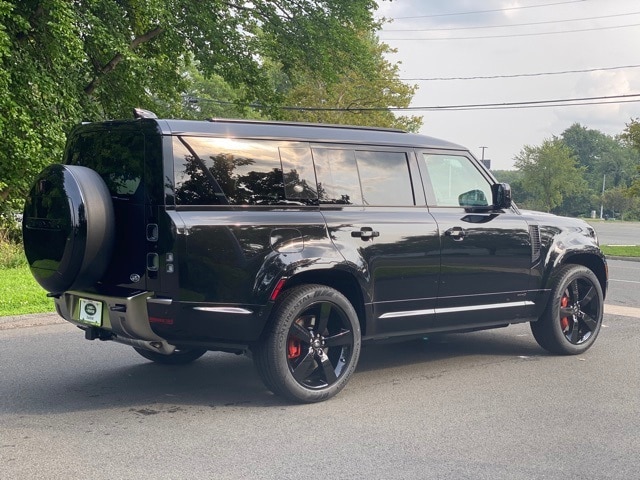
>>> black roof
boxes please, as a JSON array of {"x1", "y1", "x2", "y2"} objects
[{"x1": 153, "y1": 118, "x2": 466, "y2": 151}]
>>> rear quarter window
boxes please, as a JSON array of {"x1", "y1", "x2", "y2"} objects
[
  {"x1": 173, "y1": 137, "x2": 318, "y2": 206},
  {"x1": 66, "y1": 130, "x2": 145, "y2": 201}
]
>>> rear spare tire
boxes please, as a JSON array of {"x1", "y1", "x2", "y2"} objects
[{"x1": 22, "y1": 164, "x2": 115, "y2": 293}]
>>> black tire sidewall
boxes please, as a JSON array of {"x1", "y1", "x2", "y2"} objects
[
  {"x1": 256, "y1": 285, "x2": 362, "y2": 403},
  {"x1": 535, "y1": 265, "x2": 604, "y2": 355}
]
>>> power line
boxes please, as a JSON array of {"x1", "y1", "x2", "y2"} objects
[
  {"x1": 391, "y1": 0, "x2": 587, "y2": 20},
  {"x1": 384, "y1": 12, "x2": 640, "y2": 32},
  {"x1": 188, "y1": 93, "x2": 640, "y2": 113},
  {"x1": 384, "y1": 22, "x2": 640, "y2": 40},
  {"x1": 401, "y1": 64, "x2": 640, "y2": 81}
]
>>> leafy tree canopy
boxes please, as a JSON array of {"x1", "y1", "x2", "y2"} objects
[
  {"x1": 513, "y1": 137, "x2": 586, "y2": 213},
  {"x1": 2, "y1": 0, "x2": 416, "y2": 217}
]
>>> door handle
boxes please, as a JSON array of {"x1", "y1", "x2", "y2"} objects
[
  {"x1": 445, "y1": 226, "x2": 466, "y2": 241},
  {"x1": 351, "y1": 227, "x2": 380, "y2": 240}
]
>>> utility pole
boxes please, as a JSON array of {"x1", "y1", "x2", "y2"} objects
[
  {"x1": 600, "y1": 174, "x2": 606, "y2": 219},
  {"x1": 479, "y1": 146, "x2": 487, "y2": 161}
]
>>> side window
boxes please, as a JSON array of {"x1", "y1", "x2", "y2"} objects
[
  {"x1": 420, "y1": 154, "x2": 493, "y2": 208},
  {"x1": 173, "y1": 137, "x2": 318, "y2": 206},
  {"x1": 279, "y1": 148, "x2": 318, "y2": 203},
  {"x1": 312, "y1": 148, "x2": 362, "y2": 205},
  {"x1": 356, "y1": 151, "x2": 414, "y2": 206}
]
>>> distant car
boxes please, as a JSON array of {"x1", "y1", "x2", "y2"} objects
[{"x1": 22, "y1": 114, "x2": 607, "y2": 403}]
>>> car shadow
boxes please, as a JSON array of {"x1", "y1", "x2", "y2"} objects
[{"x1": 4, "y1": 327, "x2": 546, "y2": 415}]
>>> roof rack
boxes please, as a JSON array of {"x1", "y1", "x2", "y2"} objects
[{"x1": 205, "y1": 117, "x2": 406, "y2": 133}]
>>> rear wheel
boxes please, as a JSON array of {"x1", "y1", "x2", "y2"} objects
[
  {"x1": 254, "y1": 285, "x2": 361, "y2": 403},
  {"x1": 133, "y1": 347, "x2": 207, "y2": 365},
  {"x1": 531, "y1": 265, "x2": 603, "y2": 355}
]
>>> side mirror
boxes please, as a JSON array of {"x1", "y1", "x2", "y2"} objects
[
  {"x1": 458, "y1": 189, "x2": 488, "y2": 207},
  {"x1": 492, "y1": 183, "x2": 512, "y2": 209}
]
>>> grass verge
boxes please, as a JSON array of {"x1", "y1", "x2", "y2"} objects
[
  {"x1": 0, "y1": 265, "x2": 55, "y2": 316},
  {"x1": 600, "y1": 245, "x2": 640, "y2": 257}
]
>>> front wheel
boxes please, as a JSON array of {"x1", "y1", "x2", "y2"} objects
[
  {"x1": 254, "y1": 284, "x2": 361, "y2": 403},
  {"x1": 133, "y1": 347, "x2": 207, "y2": 365},
  {"x1": 531, "y1": 265, "x2": 604, "y2": 355}
]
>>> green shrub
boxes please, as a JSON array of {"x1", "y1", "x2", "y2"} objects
[{"x1": 0, "y1": 231, "x2": 27, "y2": 269}]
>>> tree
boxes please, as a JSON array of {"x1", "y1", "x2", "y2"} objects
[
  {"x1": 0, "y1": 0, "x2": 389, "y2": 217},
  {"x1": 561, "y1": 123, "x2": 637, "y2": 192},
  {"x1": 513, "y1": 138, "x2": 587, "y2": 213},
  {"x1": 602, "y1": 186, "x2": 637, "y2": 220},
  {"x1": 621, "y1": 119, "x2": 640, "y2": 200},
  {"x1": 276, "y1": 37, "x2": 422, "y2": 132},
  {"x1": 621, "y1": 118, "x2": 640, "y2": 151}
]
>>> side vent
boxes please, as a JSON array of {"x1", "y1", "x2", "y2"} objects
[{"x1": 529, "y1": 225, "x2": 541, "y2": 264}]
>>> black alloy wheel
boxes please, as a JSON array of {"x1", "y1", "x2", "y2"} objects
[
  {"x1": 531, "y1": 265, "x2": 604, "y2": 355},
  {"x1": 254, "y1": 284, "x2": 361, "y2": 403}
]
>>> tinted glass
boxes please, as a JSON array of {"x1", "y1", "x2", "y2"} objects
[
  {"x1": 421, "y1": 154, "x2": 492, "y2": 207},
  {"x1": 66, "y1": 130, "x2": 145, "y2": 201},
  {"x1": 356, "y1": 151, "x2": 414, "y2": 206},
  {"x1": 175, "y1": 137, "x2": 302, "y2": 206},
  {"x1": 173, "y1": 138, "x2": 227, "y2": 205},
  {"x1": 279, "y1": 147, "x2": 318, "y2": 203},
  {"x1": 312, "y1": 148, "x2": 362, "y2": 205}
]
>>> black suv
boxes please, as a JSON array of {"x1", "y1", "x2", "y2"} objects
[{"x1": 23, "y1": 114, "x2": 607, "y2": 403}]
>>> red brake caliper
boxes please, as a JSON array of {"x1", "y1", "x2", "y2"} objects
[
  {"x1": 287, "y1": 337, "x2": 301, "y2": 359},
  {"x1": 560, "y1": 295, "x2": 570, "y2": 332}
]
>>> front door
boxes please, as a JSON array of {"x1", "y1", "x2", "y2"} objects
[{"x1": 417, "y1": 151, "x2": 535, "y2": 330}]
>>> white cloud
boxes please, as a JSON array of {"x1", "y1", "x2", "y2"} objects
[{"x1": 377, "y1": 0, "x2": 640, "y2": 169}]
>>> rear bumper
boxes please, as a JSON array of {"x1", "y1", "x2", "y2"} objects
[{"x1": 54, "y1": 290, "x2": 176, "y2": 355}]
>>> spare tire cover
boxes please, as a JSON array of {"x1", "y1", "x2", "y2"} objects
[{"x1": 22, "y1": 164, "x2": 115, "y2": 293}]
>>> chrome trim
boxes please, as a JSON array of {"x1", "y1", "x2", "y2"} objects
[
  {"x1": 193, "y1": 307, "x2": 253, "y2": 315},
  {"x1": 379, "y1": 301, "x2": 535, "y2": 319},
  {"x1": 379, "y1": 309, "x2": 436, "y2": 319},
  {"x1": 436, "y1": 301, "x2": 535, "y2": 314},
  {"x1": 147, "y1": 298, "x2": 172, "y2": 305}
]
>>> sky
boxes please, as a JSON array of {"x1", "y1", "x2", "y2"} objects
[{"x1": 375, "y1": 0, "x2": 640, "y2": 170}]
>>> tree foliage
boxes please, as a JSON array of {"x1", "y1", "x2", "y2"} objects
[
  {"x1": 621, "y1": 119, "x2": 640, "y2": 199},
  {"x1": 275, "y1": 37, "x2": 422, "y2": 132},
  {"x1": 513, "y1": 138, "x2": 586, "y2": 213},
  {"x1": 561, "y1": 123, "x2": 637, "y2": 192},
  {"x1": 2, "y1": 0, "x2": 415, "y2": 219}
]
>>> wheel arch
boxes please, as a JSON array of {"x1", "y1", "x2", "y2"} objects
[
  {"x1": 557, "y1": 252, "x2": 608, "y2": 300},
  {"x1": 276, "y1": 269, "x2": 368, "y2": 337}
]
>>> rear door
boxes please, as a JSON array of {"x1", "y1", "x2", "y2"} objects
[
  {"x1": 65, "y1": 125, "x2": 156, "y2": 291},
  {"x1": 314, "y1": 146, "x2": 441, "y2": 338}
]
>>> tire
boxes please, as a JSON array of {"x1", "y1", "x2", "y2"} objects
[
  {"x1": 22, "y1": 164, "x2": 115, "y2": 293},
  {"x1": 133, "y1": 347, "x2": 207, "y2": 365},
  {"x1": 531, "y1": 265, "x2": 604, "y2": 355},
  {"x1": 253, "y1": 284, "x2": 362, "y2": 403}
]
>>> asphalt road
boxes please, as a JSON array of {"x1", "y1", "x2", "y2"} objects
[
  {"x1": 1, "y1": 262, "x2": 639, "y2": 480},
  {"x1": 587, "y1": 220, "x2": 640, "y2": 246}
]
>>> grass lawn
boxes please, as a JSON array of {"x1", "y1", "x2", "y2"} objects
[
  {"x1": 0, "y1": 265, "x2": 55, "y2": 316},
  {"x1": 601, "y1": 245, "x2": 640, "y2": 257}
]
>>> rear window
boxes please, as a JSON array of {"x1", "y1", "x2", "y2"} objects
[{"x1": 66, "y1": 129, "x2": 145, "y2": 201}]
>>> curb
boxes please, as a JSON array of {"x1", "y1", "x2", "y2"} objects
[{"x1": 606, "y1": 256, "x2": 640, "y2": 263}]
